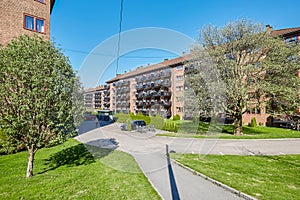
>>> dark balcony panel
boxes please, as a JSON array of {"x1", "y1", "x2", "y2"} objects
[{"x1": 164, "y1": 92, "x2": 172, "y2": 97}]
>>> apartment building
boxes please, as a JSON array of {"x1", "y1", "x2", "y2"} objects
[
  {"x1": 84, "y1": 26, "x2": 300, "y2": 124},
  {"x1": 0, "y1": 0, "x2": 55, "y2": 45},
  {"x1": 104, "y1": 56, "x2": 188, "y2": 118},
  {"x1": 84, "y1": 85, "x2": 111, "y2": 111}
]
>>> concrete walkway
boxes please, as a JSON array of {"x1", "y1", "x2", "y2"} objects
[{"x1": 75, "y1": 122, "x2": 300, "y2": 200}]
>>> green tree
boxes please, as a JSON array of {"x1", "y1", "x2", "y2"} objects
[
  {"x1": 0, "y1": 35, "x2": 84, "y2": 177},
  {"x1": 188, "y1": 19, "x2": 300, "y2": 135}
]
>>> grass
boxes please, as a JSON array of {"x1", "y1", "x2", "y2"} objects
[
  {"x1": 157, "y1": 121, "x2": 300, "y2": 139},
  {"x1": 172, "y1": 154, "x2": 300, "y2": 200},
  {"x1": 0, "y1": 139, "x2": 160, "y2": 200}
]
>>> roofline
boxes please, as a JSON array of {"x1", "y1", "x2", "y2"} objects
[
  {"x1": 50, "y1": 0, "x2": 56, "y2": 14},
  {"x1": 106, "y1": 55, "x2": 191, "y2": 83}
]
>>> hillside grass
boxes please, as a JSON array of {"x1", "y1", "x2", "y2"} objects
[{"x1": 0, "y1": 139, "x2": 160, "y2": 200}]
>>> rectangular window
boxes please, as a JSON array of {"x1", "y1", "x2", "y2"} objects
[
  {"x1": 176, "y1": 86, "x2": 183, "y2": 91},
  {"x1": 25, "y1": 15, "x2": 34, "y2": 30},
  {"x1": 36, "y1": 18, "x2": 45, "y2": 32},
  {"x1": 176, "y1": 107, "x2": 182, "y2": 112},
  {"x1": 35, "y1": 0, "x2": 45, "y2": 3},
  {"x1": 176, "y1": 66, "x2": 183, "y2": 70},
  {"x1": 24, "y1": 14, "x2": 45, "y2": 33},
  {"x1": 176, "y1": 75, "x2": 183, "y2": 81}
]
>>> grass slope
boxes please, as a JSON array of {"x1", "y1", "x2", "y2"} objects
[
  {"x1": 0, "y1": 139, "x2": 160, "y2": 200},
  {"x1": 172, "y1": 154, "x2": 300, "y2": 200}
]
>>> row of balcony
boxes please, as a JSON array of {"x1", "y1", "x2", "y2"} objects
[
  {"x1": 116, "y1": 107, "x2": 130, "y2": 111},
  {"x1": 116, "y1": 102, "x2": 130, "y2": 107},
  {"x1": 115, "y1": 87, "x2": 130, "y2": 94},
  {"x1": 113, "y1": 80, "x2": 130, "y2": 87},
  {"x1": 136, "y1": 82, "x2": 171, "y2": 91},
  {"x1": 136, "y1": 100, "x2": 171, "y2": 108},
  {"x1": 135, "y1": 71, "x2": 172, "y2": 83},
  {"x1": 136, "y1": 90, "x2": 172, "y2": 99},
  {"x1": 134, "y1": 108, "x2": 172, "y2": 118},
  {"x1": 116, "y1": 94, "x2": 130, "y2": 100}
]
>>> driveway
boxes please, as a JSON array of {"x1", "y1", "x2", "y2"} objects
[{"x1": 76, "y1": 122, "x2": 300, "y2": 200}]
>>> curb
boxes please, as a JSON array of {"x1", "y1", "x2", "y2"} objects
[{"x1": 171, "y1": 159, "x2": 257, "y2": 200}]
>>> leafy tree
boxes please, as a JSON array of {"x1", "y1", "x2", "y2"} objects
[
  {"x1": 187, "y1": 19, "x2": 300, "y2": 135},
  {"x1": 0, "y1": 35, "x2": 84, "y2": 177}
]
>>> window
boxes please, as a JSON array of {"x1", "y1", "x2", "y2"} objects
[
  {"x1": 35, "y1": 0, "x2": 45, "y2": 3},
  {"x1": 24, "y1": 14, "x2": 45, "y2": 33},
  {"x1": 176, "y1": 86, "x2": 183, "y2": 91},
  {"x1": 176, "y1": 107, "x2": 183, "y2": 112},
  {"x1": 25, "y1": 15, "x2": 34, "y2": 30},
  {"x1": 176, "y1": 75, "x2": 183, "y2": 81},
  {"x1": 36, "y1": 19, "x2": 45, "y2": 32},
  {"x1": 176, "y1": 66, "x2": 183, "y2": 70}
]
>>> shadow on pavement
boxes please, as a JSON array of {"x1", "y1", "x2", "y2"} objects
[
  {"x1": 85, "y1": 138, "x2": 119, "y2": 158},
  {"x1": 166, "y1": 144, "x2": 181, "y2": 200}
]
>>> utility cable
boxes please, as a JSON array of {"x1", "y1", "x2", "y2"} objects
[{"x1": 116, "y1": 0, "x2": 124, "y2": 75}]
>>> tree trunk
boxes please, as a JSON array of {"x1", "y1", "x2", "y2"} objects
[
  {"x1": 233, "y1": 114, "x2": 243, "y2": 135},
  {"x1": 26, "y1": 147, "x2": 35, "y2": 178}
]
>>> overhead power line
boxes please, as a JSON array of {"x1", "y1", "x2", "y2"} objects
[
  {"x1": 116, "y1": 0, "x2": 124, "y2": 75},
  {"x1": 63, "y1": 48, "x2": 178, "y2": 59}
]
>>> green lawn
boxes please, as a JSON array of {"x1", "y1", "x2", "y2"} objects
[
  {"x1": 158, "y1": 121, "x2": 300, "y2": 139},
  {"x1": 172, "y1": 154, "x2": 300, "y2": 200},
  {"x1": 0, "y1": 139, "x2": 160, "y2": 200}
]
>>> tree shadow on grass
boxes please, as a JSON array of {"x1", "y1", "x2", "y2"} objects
[
  {"x1": 222, "y1": 125, "x2": 265, "y2": 135},
  {"x1": 39, "y1": 138, "x2": 118, "y2": 174}
]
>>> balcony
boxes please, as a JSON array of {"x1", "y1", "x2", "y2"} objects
[
  {"x1": 164, "y1": 101, "x2": 172, "y2": 108},
  {"x1": 164, "y1": 91, "x2": 172, "y2": 97}
]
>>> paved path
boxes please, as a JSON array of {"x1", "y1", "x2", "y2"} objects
[{"x1": 75, "y1": 122, "x2": 300, "y2": 200}]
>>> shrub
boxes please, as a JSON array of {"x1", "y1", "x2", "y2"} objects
[
  {"x1": 173, "y1": 114, "x2": 180, "y2": 121},
  {"x1": 114, "y1": 113, "x2": 130, "y2": 123},
  {"x1": 249, "y1": 117, "x2": 257, "y2": 127},
  {"x1": 259, "y1": 122, "x2": 264, "y2": 126},
  {"x1": 150, "y1": 114, "x2": 165, "y2": 129},
  {"x1": 163, "y1": 121, "x2": 178, "y2": 132}
]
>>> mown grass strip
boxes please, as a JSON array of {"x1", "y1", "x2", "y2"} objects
[{"x1": 172, "y1": 154, "x2": 300, "y2": 200}]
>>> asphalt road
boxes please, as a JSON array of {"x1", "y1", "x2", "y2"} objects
[{"x1": 76, "y1": 121, "x2": 300, "y2": 200}]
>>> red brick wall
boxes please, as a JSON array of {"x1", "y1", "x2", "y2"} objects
[
  {"x1": 242, "y1": 113, "x2": 269, "y2": 126},
  {"x1": 0, "y1": 0, "x2": 51, "y2": 45}
]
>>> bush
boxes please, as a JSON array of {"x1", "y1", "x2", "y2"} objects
[
  {"x1": 114, "y1": 113, "x2": 130, "y2": 123},
  {"x1": 163, "y1": 121, "x2": 178, "y2": 132},
  {"x1": 249, "y1": 117, "x2": 257, "y2": 127},
  {"x1": 173, "y1": 114, "x2": 180, "y2": 121},
  {"x1": 150, "y1": 114, "x2": 165, "y2": 129}
]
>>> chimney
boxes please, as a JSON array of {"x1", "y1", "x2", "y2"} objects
[{"x1": 266, "y1": 24, "x2": 273, "y2": 32}]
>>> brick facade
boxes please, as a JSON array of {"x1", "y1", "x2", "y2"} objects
[
  {"x1": 0, "y1": 0, "x2": 54, "y2": 45},
  {"x1": 84, "y1": 26, "x2": 300, "y2": 124}
]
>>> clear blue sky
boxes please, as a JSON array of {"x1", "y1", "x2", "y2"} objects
[{"x1": 50, "y1": 0, "x2": 300, "y2": 88}]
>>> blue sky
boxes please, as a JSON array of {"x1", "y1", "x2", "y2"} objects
[{"x1": 50, "y1": 0, "x2": 300, "y2": 88}]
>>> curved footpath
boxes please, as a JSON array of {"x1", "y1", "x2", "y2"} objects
[{"x1": 76, "y1": 121, "x2": 300, "y2": 200}]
